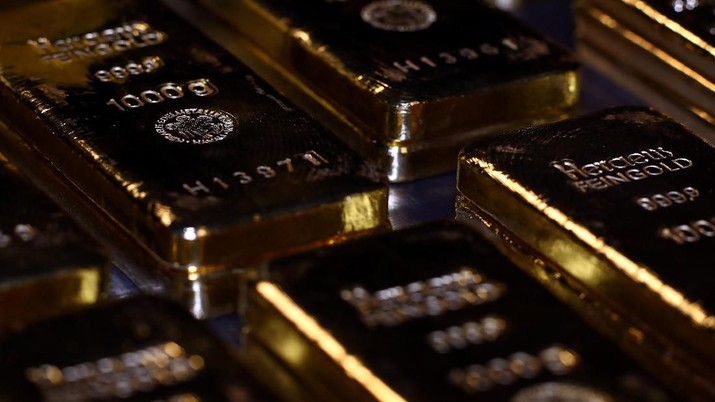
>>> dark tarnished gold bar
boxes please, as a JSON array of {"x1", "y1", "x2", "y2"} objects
[
  {"x1": 0, "y1": 296, "x2": 278, "y2": 401},
  {"x1": 199, "y1": 0, "x2": 580, "y2": 181},
  {"x1": 0, "y1": 0, "x2": 388, "y2": 307},
  {"x1": 0, "y1": 153, "x2": 106, "y2": 329},
  {"x1": 457, "y1": 107, "x2": 715, "y2": 399},
  {"x1": 576, "y1": 0, "x2": 715, "y2": 143},
  {"x1": 246, "y1": 222, "x2": 677, "y2": 401}
]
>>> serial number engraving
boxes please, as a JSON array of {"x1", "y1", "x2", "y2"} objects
[
  {"x1": 390, "y1": 46, "x2": 493, "y2": 74},
  {"x1": 94, "y1": 56, "x2": 164, "y2": 83},
  {"x1": 182, "y1": 151, "x2": 329, "y2": 195},
  {"x1": 106, "y1": 79, "x2": 218, "y2": 112},
  {"x1": 660, "y1": 216, "x2": 715, "y2": 244},
  {"x1": 635, "y1": 187, "x2": 700, "y2": 211},
  {"x1": 379, "y1": 36, "x2": 549, "y2": 81}
]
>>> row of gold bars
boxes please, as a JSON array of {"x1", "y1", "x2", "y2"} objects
[{"x1": 0, "y1": 0, "x2": 712, "y2": 401}]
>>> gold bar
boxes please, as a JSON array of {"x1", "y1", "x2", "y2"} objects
[
  {"x1": 0, "y1": 0, "x2": 388, "y2": 312},
  {"x1": 0, "y1": 152, "x2": 106, "y2": 329},
  {"x1": 575, "y1": 0, "x2": 715, "y2": 143},
  {"x1": 246, "y1": 222, "x2": 678, "y2": 401},
  {"x1": 457, "y1": 107, "x2": 715, "y2": 399},
  {"x1": 0, "y1": 296, "x2": 277, "y2": 401},
  {"x1": 199, "y1": 0, "x2": 580, "y2": 181}
]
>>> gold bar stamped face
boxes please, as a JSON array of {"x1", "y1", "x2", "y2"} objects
[
  {"x1": 201, "y1": 0, "x2": 580, "y2": 180},
  {"x1": 0, "y1": 154, "x2": 106, "y2": 329},
  {"x1": 0, "y1": 296, "x2": 276, "y2": 401},
  {"x1": 457, "y1": 107, "x2": 715, "y2": 398},
  {"x1": 0, "y1": 1, "x2": 388, "y2": 280},
  {"x1": 247, "y1": 222, "x2": 675, "y2": 401}
]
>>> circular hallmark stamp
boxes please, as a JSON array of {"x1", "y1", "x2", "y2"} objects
[
  {"x1": 155, "y1": 108, "x2": 236, "y2": 145},
  {"x1": 360, "y1": 0, "x2": 437, "y2": 32}
]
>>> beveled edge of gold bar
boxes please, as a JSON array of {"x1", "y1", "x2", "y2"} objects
[
  {"x1": 204, "y1": 0, "x2": 580, "y2": 143},
  {"x1": 247, "y1": 280, "x2": 404, "y2": 402},
  {"x1": 575, "y1": 5, "x2": 715, "y2": 145},
  {"x1": 0, "y1": 84, "x2": 389, "y2": 275},
  {"x1": 171, "y1": 188, "x2": 389, "y2": 272},
  {"x1": 456, "y1": 151, "x2": 715, "y2": 397},
  {"x1": 455, "y1": 194, "x2": 715, "y2": 400}
]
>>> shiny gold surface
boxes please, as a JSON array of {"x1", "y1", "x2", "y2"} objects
[
  {"x1": 0, "y1": 296, "x2": 279, "y2": 401},
  {"x1": 457, "y1": 108, "x2": 715, "y2": 399},
  {"x1": 247, "y1": 222, "x2": 678, "y2": 401},
  {"x1": 576, "y1": 0, "x2": 715, "y2": 144},
  {"x1": 0, "y1": 0, "x2": 388, "y2": 292},
  {"x1": 200, "y1": 0, "x2": 579, "y2": 181},
  {"x1": 256, "y1": 281, "x2": 403, "y2": 402}
]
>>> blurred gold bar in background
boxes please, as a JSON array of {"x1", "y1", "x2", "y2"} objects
[
  {"x1": 576, "y1": 0, "x2": 715, "y2": 144},
  {"x1": 201, "y1": 0, "x2": 580, "y2": 181},
  {"x1": 457, "y1": 107, "x2": 715, "y2": 399},
  {"x1": 0, "y1": 151, "x2": 106, "y2": 329},
  {"x1": 0, "y1": 296, "x2": 281, "y2": 401}
]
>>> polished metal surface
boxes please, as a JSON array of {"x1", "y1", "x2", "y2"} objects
[
  {"x1": 576, "y1": 0, "x2": 715, "y2": 144},
  {"x1": 200, "y1": 0, "x2": 580, "y2": 181},
  {"x1": 0, "y1": 296, "x2": 277, "y2": 401},
  {"x1": 250, "y1": 222, "x2": 673, "y2": 401},
  {"x1": 0, "y1": 0, "x2": 388, "y2": 317},
  {"x1": 457, "y1": 107, "x2": 715, "y2": 398},
  {"x1": 0, "y1": 0, "x2": 387, "y2": 274},
  {"x1": 0, "y1": 0, "x2": 701, "y2": 400}
]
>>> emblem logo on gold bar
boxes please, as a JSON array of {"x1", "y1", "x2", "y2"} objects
[
  {"x1": 360, "y1": 0, "x2": 437, "y2": 32},
  {"x1": 155, "y1": 108, "x2": 237, "y2": 144}
]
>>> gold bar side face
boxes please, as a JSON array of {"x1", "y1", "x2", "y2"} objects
[
  {"x1": 201, "y1": 0, "x2": 580, "y2": 180},
  {"x1": 0, "y1": 296, "x2": 278, "y2": 401},
  {"x1": 247, "y1": 222, "x2": 676, "y2": 401},
  {"x1": 457, "y1": 107, "x2": 715, "y2": 398},
  {"x1": 0, "y1": 155, "x2": 106, "y2": 329},
  {"x1": 0, "y1": 0, "x2": 388, "y2": 277},
  {"x1": 575, "y1": 0, "x2": 715, "y2": 144}
]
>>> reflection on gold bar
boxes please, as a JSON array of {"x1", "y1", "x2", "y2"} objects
[
  {"x1": 0, "y1": 153, "x2": 106, "y2": 329},
  {"x1": 200, "y1": 0, "x2": 580, "y2": 181},
  {"x1": 0, "y1": 296, "x2": 277, "y2": 401},
  {"x1": 457, "y1": 107, "x2": 715, "y2": 399},
  {"x1": 247, "y1": 222, "x2": 676, "y2": 401},
  {"x1": 0, "y1": 0, "x2": 388, "y2": 315},
  {"x1": 576, "y1": 0, "x2": 715, "y2": 144}
]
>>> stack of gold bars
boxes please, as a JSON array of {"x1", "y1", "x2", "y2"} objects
[
  {"x1": 0, "y1": 0, "x2": 712, "y2": 400},
  {"x1": 576, "y1": 0, "x2": 715, "y2": 143}
]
